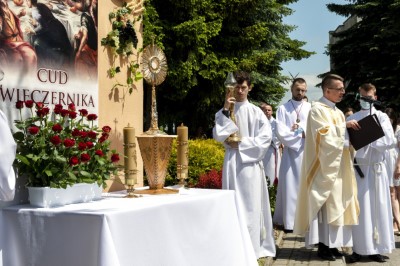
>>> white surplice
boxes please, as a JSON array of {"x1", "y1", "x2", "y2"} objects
[
  {"x1": 347, "y1": 107, "x2": 396, "y2": 255},
  {"x1": 0, "y1": 110, "x2": 16, "y2": 201},
  {"x1": 213, "y1": 100, "x2": 276, "y2": 258},
  {"x1": 273, "y1": 99, "x2": 311, "y2": 230},
  {"x1": 262, "y1": 117, "x2": 281, "y2": 186}
]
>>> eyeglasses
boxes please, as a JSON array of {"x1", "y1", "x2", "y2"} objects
[{"x1": 328, "y1": 87, "x2": 345, "y2": 92}]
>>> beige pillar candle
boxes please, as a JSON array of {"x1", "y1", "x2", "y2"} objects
[
  {"x1": 123, "y1": 124, "x2": 137, "y2": 185},
  {"x1": 177, "y1": 123, "x2": 188, "y2": 179}
]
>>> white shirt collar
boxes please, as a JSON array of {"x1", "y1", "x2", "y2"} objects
[{"x1": 319, "y1": 97, "x2": 336, "y2": 110}]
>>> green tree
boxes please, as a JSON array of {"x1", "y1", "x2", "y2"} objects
[
  {"x1": 327, "y1": 0, "x2": 400, "y2": 110},
  {"x1": 143, "y1": 0, "x2": 313, "y2": 136}
]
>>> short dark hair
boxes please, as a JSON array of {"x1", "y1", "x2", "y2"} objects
[
  {"x1": 384, "y1": 107, "x2": 398, "y2": 131},
  {"x1": 234, "y1": 70, "x2": 251, "y2": 86},
  {"x1": 260, "y1": 102, "x2": 272, "y2": 109},
  {"x1": 321, "y1": 74, "x2": 344, "y2": 89},
  {"x1": 291, "y1": 77, "x2": 306, "y2": 88},
  {"x1": 359, "y1": 83, "x2": 376, "y2": 95},
  {"x1": 344, "y1": 107, "x2": 354, "y2": 113}
]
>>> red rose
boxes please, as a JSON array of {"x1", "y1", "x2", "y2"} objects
[
  {"x1": 72, "y1": 128, "x2": 81, "y2": 137},
  {"x1": 36, "y1": 109, "x2": 45, "y2": 117},
  {"x1": 68, "y1": 103, "x2": 76, "y2": 112},
  {"x1": 88, "y1": 131, "x2": 97, "y2": 139},
  {"x1": 95, "y1": 150, "x2": 104, "y2": 157},
  {"x1": 80, "y1": 153, "x2": 90, "y2": 163},
  {"x1": 101, "y1": 132, "x2": 109, "y2": 140},
  {"x1": 86, "y1": 141, "x2": 94, "y2": 149},
  {"x1": 52, "y1": 124, "x2": 63, "y2": 133},
  {"x1": 69, "y1": 156, "x2": 79, "y2": 166},
  {"x1": 42, "y1": 107, "x2": 50, "y2": 116},
  {"x1": 79, "y1": 109, "x2": 88, "y2": 117},
  {"x1": 60, "y1": 109, "x2": 69, "y2": 117},
  {"x1": 50, "y1": 135, "x2": 62, "y2": 145},
  {"x1": 54, "y1": 104, "x2": 63, "y2": 114},
  {"x1": 16, "y1": 100, "x2": 24, "y2": 109},
  {"x1": 111, "y1": 153, "x2": 120, "y2": 163},
  {"x1": 102, "y1": 126, "x2": 111, "y2": 133},
  {"x1": 63, "y1": 138, "x2": 75, "y2": 148},
  {"x1": 87, "y1": 114, "x2": 98, "y2": 121},
  {"x1": 98, "y1": 136, "x2": 107, "y2": 143},
  {"x1": 69, "y1": 111, "x2": 77, "y2": 119},
  {"x1": 78, "y1": 142, "x2": 87, "y2": 150},
  {"x1": 28, "y1": 126, "x2": 39, "y2": 135},
  {"x1": 80, "y1": 131, "x2": 88, "y2": 138},
  {"x1": 35, "y1": 102, "x2": 44, "y2": 110},
  {"x1": 25, "y1": 100, "x2": 34, "y2": 108}
]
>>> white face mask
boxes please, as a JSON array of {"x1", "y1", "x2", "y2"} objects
[{"x1": 360, "y1": 99, "x2": 372, "y2": 110}]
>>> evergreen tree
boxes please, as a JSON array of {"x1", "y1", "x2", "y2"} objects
[
  {"x1": 327, "y1": 0, "x2": 400, "y2": 110},
  {"x1": 143, "y1": 0, "x2": 313, "y2": 136}
]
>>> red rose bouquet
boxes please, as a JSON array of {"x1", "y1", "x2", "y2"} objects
[{"x1": 13, "y1": 101, "x2": 120, "y2": 188}]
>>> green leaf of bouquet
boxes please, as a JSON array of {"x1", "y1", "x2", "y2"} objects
[
  {"x1": 13, "y1": 131, "x2": 25, "y2": 141},
  {"x1": 55, "y1": 156, "x2": 66, "y2": 163},
  {"x1": 68, "y1": 172, "x2": 77, "y2": 180},
  {"x1": 16, "y1": 154, "x2": 30, "y2": 165},
  {"x1": 45, "y1": 169, "x2": 53, "y2": 176},
  {"x1": 80, "y1": 171, "x2": 91, "y2": 177}
]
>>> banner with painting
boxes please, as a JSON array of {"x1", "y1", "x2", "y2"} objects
[{"x1": 0, "y1": 0, "x2": 98, "y2": 129}]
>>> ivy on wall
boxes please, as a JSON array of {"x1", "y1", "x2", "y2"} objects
[{"x1": 101, "y1": 1, "x2": 144, "y2": 94}]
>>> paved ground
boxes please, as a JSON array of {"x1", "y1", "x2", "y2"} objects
[{"x1": 260, "y1": 230, "x2": 400, "y2": 266}]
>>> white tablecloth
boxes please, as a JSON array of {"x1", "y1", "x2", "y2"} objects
[{"x1": 1, "y1": 188, "x2": 257, "y2": 266}]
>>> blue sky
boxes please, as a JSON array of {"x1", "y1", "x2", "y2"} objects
[{"x1": 279, "y1": 0, "x2": 348, "y2": 104}]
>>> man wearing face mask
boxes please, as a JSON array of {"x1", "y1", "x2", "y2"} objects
[{"x1": 346, "y1": 83, "x2": 396, "y2": 263}]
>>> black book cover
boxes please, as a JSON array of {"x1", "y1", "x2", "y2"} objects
[{"x1": 348, "y1": 114, "x2": 385, "y2": 150}]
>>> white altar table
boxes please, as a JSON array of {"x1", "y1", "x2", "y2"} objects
[{"x1": 2, "y1": 188, "x2": 257, "y2": 266}]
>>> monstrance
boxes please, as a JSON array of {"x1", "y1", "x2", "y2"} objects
[
  {"x1": 136, "y1": 43, "x2": 178, "y2": 194},
  {"x1": 224, "y1": 72, "x2": 241, "y2": 143},
  {"x1": 142, "y1": 43, "x2": 168, "y2": 135}
]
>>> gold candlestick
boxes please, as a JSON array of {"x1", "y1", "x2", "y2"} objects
[
  {"x1": 123, "y1": 124, "x2": 140, "y2": 198},
  {"x1": 177, "y1": 124, "x2": 189, "y2": 187}
]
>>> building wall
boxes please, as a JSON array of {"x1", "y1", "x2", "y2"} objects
[
  {"x1": 328, "y1": 15, "x2": 361, "y2": 69},
  {"x1": 99, "y1": 1, "x2": 144, "y2": 190}
]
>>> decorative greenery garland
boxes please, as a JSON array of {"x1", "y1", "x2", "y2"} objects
[{"x1": 101, "y1": 1, "x2": 144, "y2": 94}]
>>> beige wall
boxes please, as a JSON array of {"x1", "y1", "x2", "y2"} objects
[{"x1": 98, "y1": 1, "x2": 144, "y2": 191}]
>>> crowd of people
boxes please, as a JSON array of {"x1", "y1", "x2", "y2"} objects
[{"x1": 213, "y1": 71, "x2": 400, "y2": 263}]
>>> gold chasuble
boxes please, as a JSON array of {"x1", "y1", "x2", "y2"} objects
[{"x1": 294, "y1": 101, "x2": 359, "y2": 235}]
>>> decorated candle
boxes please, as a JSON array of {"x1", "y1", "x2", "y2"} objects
[
  {"x1": 123, "y1": 124, "x2": 137, "y2": 185},
  {"x1": 177, "y1": 123, "x2": 189, "y2": 179}
]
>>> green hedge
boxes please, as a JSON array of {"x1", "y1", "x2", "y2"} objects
[{"x1": 164, "y1": 138, "x2": 225, "y2": 187}]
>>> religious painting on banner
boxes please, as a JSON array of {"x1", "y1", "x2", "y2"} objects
[{"x1": 0, "y1": 0, "x2": 98, "y2": 129}]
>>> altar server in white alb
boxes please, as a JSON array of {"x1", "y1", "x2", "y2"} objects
[
  {"x1": 260, "y1": 102, "x2": 281, "y2": 186},
  {"x1": 0, "y1": 110, "x2": 16, "y2": 201},
  {"x1": 213, "y1": 70, "x2": 276, "y2": 259},
  {"x1": 273, "y1": 78, "x2": 311, "y2": 231},
  {"x1": 347, "y1": 83, "x2": 396, "y2": 263}
]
